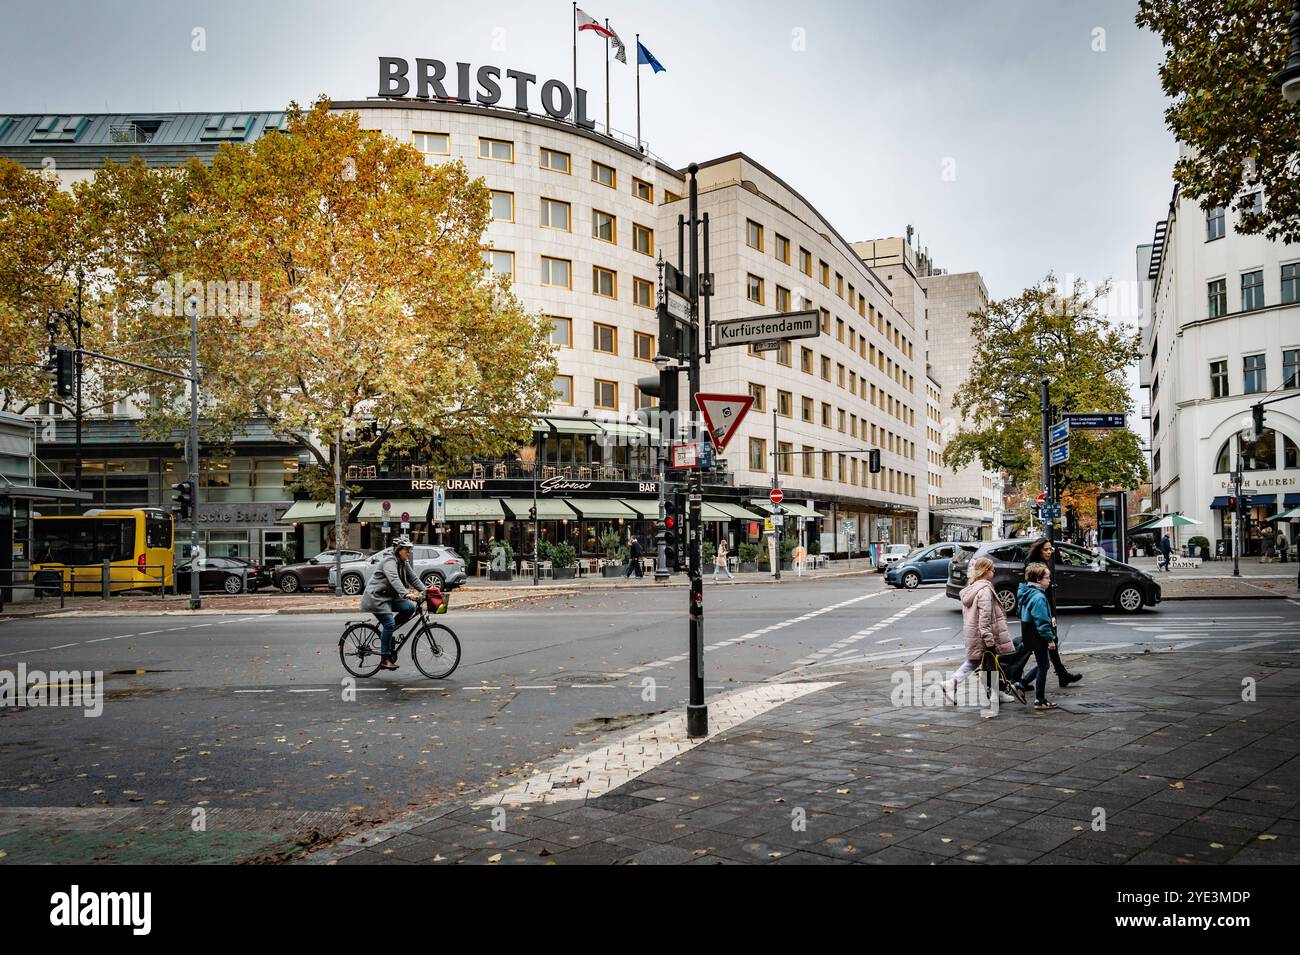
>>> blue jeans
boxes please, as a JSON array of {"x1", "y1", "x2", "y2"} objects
[{"x1": 374, "y1": 599, "x2": 416, "y2": 660}]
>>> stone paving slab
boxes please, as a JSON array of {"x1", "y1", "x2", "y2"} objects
[{"x1": 308, "y1": 648, "x2": 1300, "y2": 865}]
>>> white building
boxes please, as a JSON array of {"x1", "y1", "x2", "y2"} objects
[{"x1": 1140, "y1": 166, "x2": 1300, "y2": 556}]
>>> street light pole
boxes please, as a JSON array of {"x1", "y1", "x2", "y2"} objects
[
  {"x1": 685, "y1": 162, "x2": 707, "y2": 739},
  {"x1": 1040, "y1": 378, "x2": 1054, "y2": 544},
  {"x1": 187, "y1": 297, "x2": 202, "y2": 610},
  {"x1": 772, "y1": 408, "x2": 781, "y2": 582}
]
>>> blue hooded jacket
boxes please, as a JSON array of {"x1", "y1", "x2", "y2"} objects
[{"x1": 1017, "y1": 582, "x2": 1054, "y2": 643}]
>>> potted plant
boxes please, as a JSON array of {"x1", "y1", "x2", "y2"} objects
[
  {"x1": 738, "y1": 542, "x2": 761, "y2": 573},
  {"x1": 702, "y1": 541, "x2": 716, "y2": 566},
  {"x1": 779, "y1": 534, "x2": 795, "y2": 571},
  {"x1": 488, "y1": 539, "x2": 515, "y2": 582},
  {"x1": 599, "y1": 530, "x2": 628, "y2": 577},
  {"x1": 550, "y1": 541, "x2": 577, "y2": 579},
  {"x1": 1188, "y1": 535, "x2": 1210, "y2": 560}
]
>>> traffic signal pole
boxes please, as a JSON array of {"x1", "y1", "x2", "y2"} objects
[
  {"x1": 188, "y1": 299, "x2": 201, "y2": 609},
  {"x1": 685, "y1": 163, "x2": 708, "y2": 739},
  {"x1": 1040, "y1": 378, "x2": 1054, "y2": 545}
]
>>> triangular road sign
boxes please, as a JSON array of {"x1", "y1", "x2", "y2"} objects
[{"x1": 695, "y1": 392, "x2": 755, "y2": 452}]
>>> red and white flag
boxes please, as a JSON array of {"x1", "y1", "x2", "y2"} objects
[{"x1": 576, "y1": 8, "x2": 612, "y2": 37}]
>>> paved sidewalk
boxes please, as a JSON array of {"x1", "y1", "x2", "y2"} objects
[{"x1": 307, "y1": 649, "x2": 1300, "y2": 865}]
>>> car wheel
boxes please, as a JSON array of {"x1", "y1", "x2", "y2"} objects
[
  {"x1": 222, "y1": 574, "x2": 244, "y2": 595},
  {"x1": 421, "y1": 571, "x2": 445, "y2": 589},
  {"x1": 996, "y1": 588, "x2": 1018, "y2": 614},
  {"x1": 1115, "y1": 584, "x2": 1145, "y2": 613},
  {"x1": 341, "y1": 573, "x2": 365, "y2": 597},
  {"x1": 279, "y1": 573, "x2": 300, "y2": 594},
  {"x1": 902, "y1": 571, "x2": 921, "y2": 590}
]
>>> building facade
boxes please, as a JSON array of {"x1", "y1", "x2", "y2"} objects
[{"x1": 1140, "y1": 167, "x2": 1300, "y2": 556}]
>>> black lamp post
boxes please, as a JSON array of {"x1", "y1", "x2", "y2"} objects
[{"x1": 1275, "y1": 0, "x2": 1300, "y2": 104}]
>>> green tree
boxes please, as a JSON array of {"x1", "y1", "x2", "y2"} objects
[
  {"x1": 1137, "y1": 0, "x2": 1300, "y2": 243},
  {"x1": 943, "y1": 274, "x2": 1147, "y2": 493}
]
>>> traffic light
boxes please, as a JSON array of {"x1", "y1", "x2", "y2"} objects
[
  {"x1": 171, "y1": 481, "x2": 194, "y2": 521},
  {"x1": 54, "y1": 346, "x2": 75, "y2": 399},
  {"x1": 1252, "y1": 403, "x2": 1265, "y2": 436},
  {"x1": 528, "y1": 505, "x2": 537, "y2": 519},
  {"x1": 868, "y1": 448, "x2": 881, "y2": 473},
  {"x1": 662, "y1": 500, "x2": 680, "y2": 570}
]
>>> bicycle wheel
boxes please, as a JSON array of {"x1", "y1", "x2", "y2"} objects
[
  {"x1": 339, "y1": 623, "x2": 384, "y2": 678},
  {"x1": 411, "y1": 622, "x2": 461, "y2": 679}
]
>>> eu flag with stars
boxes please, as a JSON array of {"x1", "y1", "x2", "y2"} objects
[{"x1": 637, "y1": 41, "x2": 666, "y2": 73}]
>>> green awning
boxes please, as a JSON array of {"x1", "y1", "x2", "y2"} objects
[
  {"x1": 712, "y1": 501, "x2": 766, "y2": 521},
  {"x1": 701, "y1": 503, "x2": 733, "y2": 522},
  {"x1": 443, "y1": 498, "x2": 506, "y2": 521},
  {"x1": 500, "y1": 498, "x2": 577, "y2": 520},
  {"x1": 565, "y1": 499, "x2": 638, "y2": 519},
  {"x1": 594, "y1": 422, "x2": 654, "y2": 443},
  {"x1": 279, "y1": 501, "x2": 343, "y2": 523},
  {"x1": 750, "y1": 500, "x2": 823, "y2": 518},
  {"x1": 540, "y1": 417, "x2": 603, "y2": 435},
  {"x1": 617, "y1": 499, "x2": 659, "y2": 518},
  {"x1": 357, "y1": 498, "x2": 430, "y2": 522}
]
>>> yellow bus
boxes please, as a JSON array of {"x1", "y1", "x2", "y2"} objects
[{"x1": 32, "y1": 508, "x2": 175, "y2": 594}]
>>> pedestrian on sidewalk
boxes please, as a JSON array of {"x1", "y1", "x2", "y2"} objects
[
  {"x1": 1016, "y1": 536, "x2": 1082, "y2": 691},
  {"x1": 943, "y1": 556, "x2": 1022, "y2": 709},
  {"x1": 623, "y1": 533, "x2": 644, "y2": 579},
  {"x1": 1014, "y1": 562, "x2": 1059, "y2": 710},
  {"x1": 1157, "y1": 533, "x2": 1172, "y2": 572},
  {"x1": 713, "y1": 539, "x2": 734, "y2": 580}
]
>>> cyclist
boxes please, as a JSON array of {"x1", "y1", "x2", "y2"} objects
[{"x1": 360, "y1": 535, "x2": 422, "y2": 671}]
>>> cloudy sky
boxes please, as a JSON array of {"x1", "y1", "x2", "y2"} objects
[{"x1": 3, "y1": 0, "x2": 1174, "y2": 322}]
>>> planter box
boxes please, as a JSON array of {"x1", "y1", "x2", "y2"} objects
[
  {"x1": 552, "y1": 567, "x2": 576, "y2": 580},
  {"x1": 780, "y1": 560, "x2": 793, "y2": 571},
  {"x1": 489, "y1": 570, "x2": 513, "y2": 582},
  {"x1": 739, "y1": 562, "x2": 758, "y2": 573},
  {"x1": 601, "y1": 565, "x2": 626, "y2": 578}
]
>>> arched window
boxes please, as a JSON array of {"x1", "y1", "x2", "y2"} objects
[
  {"x1": 1243, "y1": 429, "x2": 1278, "y2": 471},
  {"x1": 1214, "y1": 439, "x2": 1232, "y2": 473}
]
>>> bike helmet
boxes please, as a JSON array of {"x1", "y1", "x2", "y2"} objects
[{"x1": 390, "y1": 535, "x2": 414, "y2": 550}]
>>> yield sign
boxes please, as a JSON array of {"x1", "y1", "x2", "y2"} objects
[{"x1": 694, "y1": 392, "x2": 754, "y2": 452}]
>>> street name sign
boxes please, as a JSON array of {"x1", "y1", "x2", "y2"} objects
[
  {"x1": 1050, "y1": 442, "x2": 1070, "y2": 466},
  {"x1": 665, "y1": 290, "x2": 691, "y2": 323},
  {"x1": 670, "y1": 443, "x2": 714, "y2": 469},
  {"x1": 712, "y1": 310, "x2": 819, "y2": 349},
  {"x1": 1050, "y1": 420, "x2": 1070, "y2": 445},
  {"x1": 1066, "y1": 413, "x2": 1126, "y2": 429},
  {"x1": 695, "y1": 393, "x2": 755, "y2": 451}
]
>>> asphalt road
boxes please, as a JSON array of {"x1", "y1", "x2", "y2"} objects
[{"x1": 3, "y1": 576, "x2": 1298, "y2": 822}]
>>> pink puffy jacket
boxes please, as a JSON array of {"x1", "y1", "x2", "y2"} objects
[{"x1": 960, "y1": 578, "x2": 1012, "y2": 660}]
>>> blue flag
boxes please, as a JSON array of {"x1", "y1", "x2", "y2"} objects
[{"x1": 637, "y1": 40, "x2": 666, "y2": 73}]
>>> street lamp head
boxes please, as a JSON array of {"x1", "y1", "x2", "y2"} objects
[
  {"x1": 653, "y1": 353, "x2": 672, "y2": 370},
  {"x1": 1275, "y1": 0, "x2": 1300, "y2": 104}
]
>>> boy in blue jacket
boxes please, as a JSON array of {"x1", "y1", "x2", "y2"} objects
[{"x1": 1016, "y1": 562, "x2": 1058, "y2": 710}]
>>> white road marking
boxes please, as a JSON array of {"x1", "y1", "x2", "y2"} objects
[
  {"x1": 791, "y1": 593, "x2": 944, "y2": 666},
  {"x1": 1222, "y1": 640, "x2": 1278, "y2": 653},
  {"x1": 288, "y1": 688, "x2": 329, "y2": 693},
  {"x1": 47, "y1": 643, "x2": 78, "y2": 650},
  {"x1": 921, "y1": 627, "x2": 948, "y2": 634},
  {"x1": 234, "y1": 689, "x2": 275, "y2": 694}
]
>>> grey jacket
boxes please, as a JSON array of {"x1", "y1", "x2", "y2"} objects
[{"x1": 359, "y1": 553, "x2": 421, "y2": 614}]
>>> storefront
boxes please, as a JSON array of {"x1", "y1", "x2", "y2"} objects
[{"x1": 1211, "y1": 491, "x2": 1300, "y2": 556}]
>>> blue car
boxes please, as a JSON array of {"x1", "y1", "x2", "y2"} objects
[{"x1": 885, "y1": 542, "x2": 979, "y2": 589}]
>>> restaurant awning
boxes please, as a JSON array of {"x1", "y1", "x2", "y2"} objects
[
  {"x1": 617, "y1": 498, "x2": 660, "y2": 518},
  {"x1": 565, "y1": 499, "x2": 638, "y2": 519},
  {"x1": 499, "y1": 498, "x2": 577, "y2": 520},
  {"x1": 710, "y1": 501, "x2": 766, "y2": 521},
  {"x1": 749, "y1": 500, "x2": 823, "y2": 518},
  {"x1": 1208, "y1": 497, "x2": 1230, "y2": 511},
  {"x1": 539, "y1": 417, "x2": 603, "y2": 436},
  {"x1": 356, "y1": 498, "x2": 430, "y2": 522},
  {"x1": 443, "y1": 498, "x2": 505, "y2": 521},
  {"x1": 593, "y1": 422, "x2": 654, "y2": 443},
  {"x1": 701, "y1": 503, "x2": 734, "y2": 522},
  {"x1": 280, "y1": 500, "x2": 345, "y2": 523}
]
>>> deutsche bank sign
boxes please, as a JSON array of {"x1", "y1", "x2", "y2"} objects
[
  {"x1": 712, "y1": 310, "x2": 820, "y2": 349},
  {"x1": 378, "y1": 57, "x2": 599, "y2": 129}
]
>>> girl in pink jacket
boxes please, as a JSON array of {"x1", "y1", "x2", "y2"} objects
[{"x1": 943, "y1": 556, "x2": 1022, "y2": 708}]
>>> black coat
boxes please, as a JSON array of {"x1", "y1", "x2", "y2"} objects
[{"x1": 629, "y1": 538, "x2": 642, "y2": 559}]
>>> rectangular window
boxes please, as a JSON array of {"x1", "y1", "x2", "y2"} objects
[
  {"x1": 1242, "y1": 270, "x2": 1265, "y2": 311},
  {"x1": 777, "y1": 441, "x2": 793, "y2": 475},
  {"x1": 1206, "y1": 206, "x2": 1225, "y2": 241},
  {"x1": 414, "y1": 131, "x2": 450, "y2": 155},
  {"x1": 775, "y1": 285, "x2": 790, "y2": 312},
  {"x1": 777, "y1": 390, "x2": 792, "y2": 417},
  {"x1": 541, "y1": 256, "x2": 571, "y2": 288},
  {"x1": 634, "y1": 386, "x2": 656, "y2": 409},
  {"x1": 593, "y1": 322, "x2": 618, "y2": 354},
  {"x1": 633, "y1": 177, "x2": 653, "y2": 203},
  {"x1": 634, "y1": 331, "x2": 654, "y2": 361},
  {"x1": 633, "y1": 276, "x2": 654, "y2": 308},
  {"x1": 746, "y1": 219, "x2": 763, "y2": 251},
  {"x1": 478, "y1": 137, "x2": 513, "y2": 162},
  {"x1": 777, "y1": 340, "x2": 791, "y2": 366},
  {"x1": 547, "y1": 316, "x2": 572, "y2": 348},
  {"x1": 837, "y1": 363, "x2": 845, "y2": 388},
  {"x1": 632, "y1": 223, "x2": 653, "y2": 256},
  {"x1": 820, "y1": 308, "x2": 830, "y2": 333},
  {"x1": 553, "y1": 375, "x2": 573, "y2": 405},
  {"x1": 748, "y1": 383, "x2": 766, "y2": 412},
  {"x1": 821, "y1": 451, "x2": 831, "y2": 480},
  {"x1": 775, "y1": 234, "x2": 790, "y2": 264},
  {"x1": 838, "y1": 408, "x2": 846, "y2": 433},
  {"x1": 490, "y1": 190, "x2": 514, "y2": 221},
  {"x1": 1282, "y1": 262, "x2": 1300, "y2": 305},
  {"x1": 802, "y1": 446, "x2": 815, "y2": 477},
  {"x1": 482, "y1": 249, "x2": 514, "y2": 278},
  {"x1": 593, "y1": 378, "x2": 617, "y2": 409},
  {"x1": 1244, "y1": 353, "x2": 1267, "y2": 394},
  {"x1": 746, "y1": 274, "x2": 764, "y2": 304},
  {"x1": 593, "y1": 266, "x2": 617, "y2": 299},
  {"x1": 801, "y1": 347, "x2": 813, "y2": 374},
  {"x1": 748, "y1": 437, "x2": 766, "y2": 472},
  {"x1": 592, "y1": 160, "x2": 616, "y2": 188},
  {"x1": 539, "y1": 147, "x2": 571, "y2": 173},
  {"x1": 800, "y1": 248, "x2": 812, "y2": 276},
  {"x1": 819, "y1": 261, "x2": 830, "y2": 287},
  {"x1": 835, "y1": 273, "x2": 843, "y2": 298},
  {"x1": 1208, "y1": 278, "x2": 1227, "y2": 318},
  {"x1": 592, "y1": 209, "x2": 617, "y2": 243},
  {"x1": 836, "y1": 318, "x2": 844, "y2": 342},
  {"x1": 801, "y1": 396, "x2": 813, "y2": 422},
  {"x1": 820, "y1": 355, "x2": 831, "y2": 381},
  {"x1": 540, "y1": 197, "x2": 571, "y2": 231},
  {"x1": 821, "y1": 402, "x2": 831, "y2": 428},
  {"x1": 1283, "y1": 348, "x2": 1300, "y2": 389}
]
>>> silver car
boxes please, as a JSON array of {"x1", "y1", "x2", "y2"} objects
[{"x1": 328, "y1": 545, "x2": 468, "y2": 596}]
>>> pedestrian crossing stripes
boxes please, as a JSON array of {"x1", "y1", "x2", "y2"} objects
[
  {"x1": 789, "y1": 593, "x2": 946, "y2": 667},
  {"x1": 1097, "y1": 614, "x2": 1299, "y2": 653}
]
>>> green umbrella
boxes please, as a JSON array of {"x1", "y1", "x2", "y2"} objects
[
  {"x1": 1269, "y1": 506, "x2": 1300, "y2": 521},
  {"x1": 1144, "y1": 513, "x2": 1203, "y2": 557}
]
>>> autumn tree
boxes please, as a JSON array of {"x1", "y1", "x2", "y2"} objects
[
  {"x1": 1137, "y1": 0, "x2": 1300, "y2": 243},
  {"x1": 943, "y1": 274, "x2": 1148, "y2": 495}
]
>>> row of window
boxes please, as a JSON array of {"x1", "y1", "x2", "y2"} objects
[
  {"x1": 1207, "y1": 265, "x2": 1299, "y2": 317},
  {"x1": 482, "y1": 253, "x2": 657, "y2": 305},
  {"x1": 1204, "y1": 193, "x2": 1262, "y2": 241},
  {"x1": 1212, "y1": 430, "x2": 1300, "y2": 472},
  {"x1": 1209, "y1": 349, "x2": 1300, "y2": 398},
  {"x1": 745, "y1": 382, "x2": 917, "y2": 460},
  {"x1": 747, "y1": 437, "x2": 917, "y2": 495},
  {"x1": 544, "y1": 319, "x2": 656, "y2": 360},
  {"x1": 489, "y1": 191, "x2": 655, "y2": 254}
]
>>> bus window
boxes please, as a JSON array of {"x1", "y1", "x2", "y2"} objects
[
  {"x1": 32, "y1": 518, "x2": 135, "y2": 564},
  {"x1": 146, "y1": 516, "x2": 173, "y2": 549}
]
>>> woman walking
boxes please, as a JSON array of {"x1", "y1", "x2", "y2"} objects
[
  {"x1": 713, "y1": 539, "x2": 734, "y2": 580},
  {"x1": 1015, "y1": 537, "x2": 1082, "y2": 692},
  {"x1": 944, "y1": 556, "x2": 1023, "y2": 711}
]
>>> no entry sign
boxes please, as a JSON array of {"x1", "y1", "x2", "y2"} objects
[{"x1": 769, "y1": 487, "x2": 784, "y2": 505}]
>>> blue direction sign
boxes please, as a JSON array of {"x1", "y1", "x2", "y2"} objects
[
  {"x1": 1066, "y1": 413, "x2": 1126, "y2": 429},
  {"x1": 1050, "y1": 442, "x2": 1070, "y2": 466},
  {"x1": 1050, "y1": 420, "x2": 1070, "y2": 445}
]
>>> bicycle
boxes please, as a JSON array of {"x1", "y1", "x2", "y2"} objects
[{"x1": 338, "y1": 586, "x2": 461, "y2": 679}]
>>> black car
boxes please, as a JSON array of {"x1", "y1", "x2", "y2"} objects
[
  {"x1": 946, "y1": 539, "x2": 1161, "y2": 614},
  {"x1": 176, "y1": 556, "x2": 270, "y2": 594}
]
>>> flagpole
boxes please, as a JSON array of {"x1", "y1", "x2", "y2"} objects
[
  {"x1": 604, "y1": 18, "x2": 611, "y2": 134},
  {"x1": 635, "y1": 33, "x2": 641, "y2": 151},
  {"x1": 572, "y1": 3, "x2": 578, "y2": 123}
]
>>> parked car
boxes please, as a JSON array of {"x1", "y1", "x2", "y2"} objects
[
  {"x1": 272, "y1": 549, "x2": 373, "y2": 593},
  {"x1": 328, "y1": 545, "x2": 468, "y2": 596},
  {"x1": 885, "y1": 542, "x2": 979, "y2": 589},
  {"x1": 876, "y1": 543, "x2": 912, "y2": 572},
  {"x1": 946, "y1": 539, "x2": 1161, "y2": 614},
  {"x1": 176, "y1": 556, "x2": 270, "y2": 594}
]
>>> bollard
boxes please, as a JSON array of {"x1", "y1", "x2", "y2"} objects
[{"x1": 102, "y1": 559, "x2": 111, "y2": 600}]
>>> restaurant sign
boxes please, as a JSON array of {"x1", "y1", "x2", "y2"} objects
[{"x1": 412, "y1": 477, "x2": 659, "y2": 495}]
